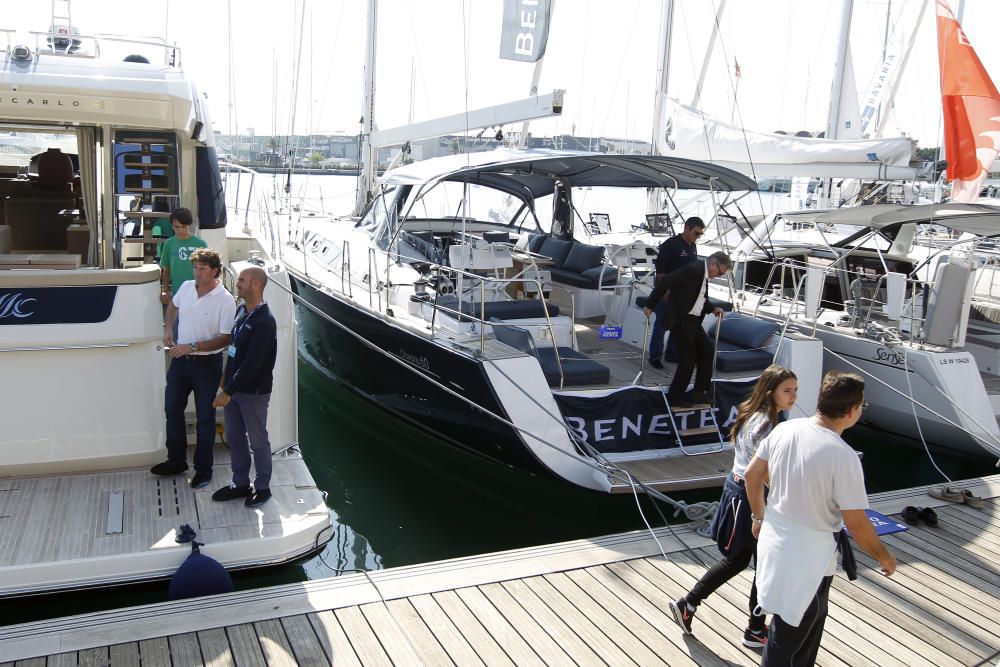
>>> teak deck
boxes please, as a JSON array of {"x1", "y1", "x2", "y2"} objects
[{"x1": 2, "y1": 475, "x2": 999, "y2": 666}]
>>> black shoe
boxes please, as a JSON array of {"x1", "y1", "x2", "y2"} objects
[
  {"x1": 742, "y1": 625, "x2": 768, "y2": 649},
  {"x1": 648, "y1": 358, "x2": 664, "y2": 369},
  {"x1": 212, "y1": 484, "x2": 251, "y2": 501},
  {"x1": 190, "y1": 471, "x2": 213, "y2": 489},
  {"x1": 150, "y1": 460, "x2": 188, "y2": 476},
  {"x1": 669, "y1": 597, "x2": 696, "y2": 635},
  {"x1": 245, "y1": 488, "x2": 272, "y2": 508}
]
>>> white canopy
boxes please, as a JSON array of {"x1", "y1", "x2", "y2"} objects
[{"x1": 660, "y1": 98, "x2": 918, "y2": 180}]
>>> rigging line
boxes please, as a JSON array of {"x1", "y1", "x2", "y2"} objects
[
  {"x1": 312, "y1": 0, "x2": 347, "y2": 131},
  {"x1": 707, "y1": 0, "x2": 768, "y2": 216},
  {"x1": 596, "y1": 1, "x2": 642, "y2": 139},
  {"x1": 403, "y1": 3, "x2": 435, "y2": 125},
  {"x1": 285, "y1": 0, "x2": 307, "y2": 158}
]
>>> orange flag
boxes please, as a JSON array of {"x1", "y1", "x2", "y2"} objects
[{"x1": 937, "y1": 0, "x2": 1000, "y2": 202}]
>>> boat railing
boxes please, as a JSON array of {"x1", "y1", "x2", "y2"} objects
[
  {"x1": 221, "y1": 162, "x2": 278, "y2": 260},
  {"x1": 26, "y1": 31, "x2": 182, "y2": 66}
]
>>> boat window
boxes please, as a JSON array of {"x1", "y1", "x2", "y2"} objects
[
  {"x1": 0, "y1": 127, "x2": 85, "y2": 258},
  {"x1": 358, "y1": 187, "x2": 401, "y2": 251},
  {"x1": 195, "y1": 145, "x2": 227, "y2": 229},
  {"x1": 406, "y1": 181, "x2": 524, "y2": 226}
]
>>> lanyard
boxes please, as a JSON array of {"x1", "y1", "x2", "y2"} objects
[{"x1": 233, "y1": 302, "x2": 265, "y2": 339}]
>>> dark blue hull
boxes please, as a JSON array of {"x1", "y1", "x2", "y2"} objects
[{"x1": 289, "y1": 275, "x2": 552, "y2": 476}]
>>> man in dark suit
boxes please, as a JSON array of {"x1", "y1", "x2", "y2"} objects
[
  {"x1": 649, "y1": 217, "x2": 705, "y2": 368},
  {"x1": 643, "y1": 251, "x2": 731, "y2": 407}
]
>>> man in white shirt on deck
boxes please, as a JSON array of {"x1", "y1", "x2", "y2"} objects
[
  {"x1": 151, "y1": 248, "x2": 237, "y2": 490},
  {"x1": 744, "y1": 371, "x2": 896, "y2": 666}
]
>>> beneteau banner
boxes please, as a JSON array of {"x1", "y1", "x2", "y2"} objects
[
  {"x1": 500, "y1": 0, "x2": 551, "y2": 63},
  {"x1": 554, "y1": 380, "x2": 757, "y2": 453}
]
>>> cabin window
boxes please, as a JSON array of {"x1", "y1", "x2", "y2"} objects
[
  {"x1": 0, "y1": 127, "x2": 87, "y2": 258},
  {"x1": 195, "y1": 145, "x2": 227, "y2": 229}
]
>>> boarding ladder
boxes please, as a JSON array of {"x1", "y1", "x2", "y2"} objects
[{"x1": 658, "y1": 384, "x2": 726, "y2": 454}]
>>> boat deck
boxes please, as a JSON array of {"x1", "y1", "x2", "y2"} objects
[
  {"x1": 0, "y1": 446, "x2": 331, "y2": 597},
  {"x1": 608, "y1": 449, "x2": 735, "y2": 493},
  {"x1": 4, "y1": 475, "x2": 998, "y2": 665}
]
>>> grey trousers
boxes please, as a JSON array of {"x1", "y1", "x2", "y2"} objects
[{"x1": 224, "y1": 392, "x2": 272, "y2": 490}]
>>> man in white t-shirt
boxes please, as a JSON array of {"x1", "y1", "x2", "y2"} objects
[
  {"x1": 744, "y1": 371, "x2": 895, "y2": 666},
  {"x1": 151, "y1": 248, "x2": 237, "y2": 490}
]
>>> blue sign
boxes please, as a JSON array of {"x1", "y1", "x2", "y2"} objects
[
  {"x1": 598, "y1": 325, "x2": 622, "y2": 339},
  {"x1": 0, "y1": 286, "x2": 117, "y2": 325},
  {"x1": 844, "y1": 509, "x2": 908, "y2": 538}
]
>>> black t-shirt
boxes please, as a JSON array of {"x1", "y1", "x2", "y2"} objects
[{"x1": 654, "y1": 234, "x2": 699, "y2": 275}]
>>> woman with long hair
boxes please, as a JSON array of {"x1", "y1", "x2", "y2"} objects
[{"x1": 669, "y1": 364, "x2": 798, "y2": 649}]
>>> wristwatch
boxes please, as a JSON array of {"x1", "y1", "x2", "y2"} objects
[{"x1": 191, "y1": 341, "x2": 199, "y2": 353}]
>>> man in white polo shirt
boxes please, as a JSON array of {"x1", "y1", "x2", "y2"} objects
[
  {"x1": 151, "y1": 248, "x2": 237, "y2": 489},
  {"x1": 745, "y1": 371, "x2": 895, "y2": 666}
]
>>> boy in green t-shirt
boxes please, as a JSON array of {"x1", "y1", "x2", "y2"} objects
[{"x1": 159, "y1": 207, "x2": 208, "y2": 305}]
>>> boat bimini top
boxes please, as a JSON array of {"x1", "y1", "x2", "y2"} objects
[{"x1": 380, "y1": 148, "x2": 759, "y2": 200}]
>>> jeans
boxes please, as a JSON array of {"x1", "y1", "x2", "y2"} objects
[
  {"x1": 667, "y1": 315, "x2": 714, "y2": 398},
  {"x1": 224, "y1": 392, "x2": 273, "y2": 490},
  {"x1": 687, "y1": 544, "x2": 764, "y2": 631},
  {"x1": 649, "y1": 298, "x2": 670, "y2": 360},
  {"x1": 165, "y1": 353, "x2": 224, "y2": 473},
  {"x1": 763, "y1": 576, "x2": 833, "y2": 667}
]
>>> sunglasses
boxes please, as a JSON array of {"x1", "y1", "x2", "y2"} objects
[{"x1": 860, "y1": 401, "x2": 869, "y2": 410}]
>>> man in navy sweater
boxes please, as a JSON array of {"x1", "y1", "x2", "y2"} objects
[
  {"x1": 211, "y1": 266, "x2": 279, "y2": 508},
  {"x1": 649, "y1": 217, "x2": 705, "y2": 368}
]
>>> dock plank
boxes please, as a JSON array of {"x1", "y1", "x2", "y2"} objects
[
  {"x1": 431, "y1": 590, "x2": 514, "y2": 667},
  {"x1": 107, "y1": 643, "x2": 140, "y2": 667},
  {"x1": 168, "y1": 632, "x2": 204, "y2": 666},
  {"x1": 382, "y1": 599, "x2": 454, "y2": 666},
  {"x1": 225, "y1": 624, "x2": 266, "y2": 667},
  {"x1": 543, "y1": 571, "x2": 666, "y2": 665},
  {"x1": 253, "y1": 619, "x2": 298, "y2": 667},
  {"x1": 307, "y1": 611, "x2": 361, "y2": 667},
  {"x1": 408, "y1": 594, "x2": 484, "y2": 667},
  {"x1": 43, "y1": 656, "x2": 75, "y2": 667},
  {"x1": 476, "y1": 582, "x2": 575, "y2": 665},
  {"x1": 357, "y1": 602, "x2": 423, "y2": 666},
  {"x1": 278, "y1": 615, "x2": 329, "y2": 667},
  {"x1": 197, "y1": 628, "x2": 235, "y2": 667},
  {"x1": 495, "y1": 579, "x2": 604, "y2": 665},
  {"x1": 454, "y1": 586, "x2": 545, "y2": 666},
  {"x1": 333, "y1": 606, "x2": 392, "y2": 666},
  {"x1": 137, "y1": 637, "x2": 170, "y2": 667}
]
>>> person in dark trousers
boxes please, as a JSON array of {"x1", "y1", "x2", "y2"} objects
[
  {"x1": 643, "y1": 251, "x2": 730, "y2": 407},
  {"x1": 648, "y1": 216, "x2": 705, "y2": 368},
  {"x1": 745, "y1": 371, "x2": 896, "y2": 666},
  {"x1": 152, "y1": 249, "x2": 236, "y2": 488},
  {"x1": 669, "y1": 365, "x2": 798, "y2": 649},
  {"x1": 211, "y1": 266, "x2": 279, "y2": 508}
]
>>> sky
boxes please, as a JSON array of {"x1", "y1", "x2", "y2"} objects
[{"x1": 2, "y1": 0, "x2": 999, "y2": 148}]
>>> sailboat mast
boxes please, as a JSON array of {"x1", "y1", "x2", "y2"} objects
[
  {"x1": 650, "y1": 0, "x2": 675, "y2": 156},
  {"x1": 355, "y1": 0, "x2": 378, "y2": 216},
  {"x1": 874, "y1": 0, "x2": 929, "y2": 138},
  {"x1": 825, "y1": 0, "x2": 854, "y2": 141}
]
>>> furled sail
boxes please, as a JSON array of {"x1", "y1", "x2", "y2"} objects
[
  {"x1": 660, "y1": 98, "x2": 915, "y2": 179},
  {"x1": 936, "y1": 0, "x2": 1000, "y2": 203}
]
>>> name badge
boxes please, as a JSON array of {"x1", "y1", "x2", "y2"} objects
[{"x1": 227, "y1": 345, "x2": 236, "y2": 358}]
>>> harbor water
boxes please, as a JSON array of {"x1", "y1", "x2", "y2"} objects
[{"x1": 4, "y1": 174, "x2": 997, "y2": 626}]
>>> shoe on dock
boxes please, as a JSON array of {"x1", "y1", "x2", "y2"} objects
[
  {"x1": 742, "y1": 625, "x2": 768, "y2": 649},
  {"x1": 212, "y1": 484, "x2": 251, "y2": 501},
  {"x1": 150, "y1": 460, "x2": 188, "y2": 476},
  {"x1": 189, "y1": 471, "x2": 213, "y2": 489},
  {"x1": 928, "y1": 485, "x2": 964, "y2": 504},
  {"x1": 246, "y1": 488, "x2": 272, "y2": 508},
  {"x1": 669, "y1": 597, "x2": 696, "y2": 634}
]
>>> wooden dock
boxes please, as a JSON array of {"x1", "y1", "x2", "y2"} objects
[{"x1": 2, "y1": 474, "x2": 999, "y2": 666}]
